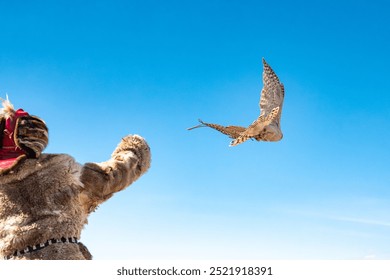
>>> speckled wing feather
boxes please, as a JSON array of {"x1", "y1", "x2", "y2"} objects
[
  {"x1": 187, "y1": 119, "x2": 246, "y2": 139},
  {"x1": 259, "y1": 58, "x2": 284, "y2": 121}
]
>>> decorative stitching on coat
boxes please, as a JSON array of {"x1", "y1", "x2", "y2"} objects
[{"x1": 3, "y1": 237, "x2": 78, "y2": 260}]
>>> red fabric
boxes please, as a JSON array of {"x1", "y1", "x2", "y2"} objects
[
  {"x1": 0, "y1": 157, "x2": 22, "y2": 169},
  {"x1": 0, "y1": 109, "x2": 29, "y2": 169}
]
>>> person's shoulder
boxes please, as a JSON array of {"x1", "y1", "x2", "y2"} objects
[{"x1": 35, "y1": 153, "x2": 79, "y2": 170}]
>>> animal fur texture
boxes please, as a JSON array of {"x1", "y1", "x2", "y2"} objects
[
  {"x1": 0, "y1": 134, "x2": 151, "y2": 260},
  {"x1": 0, "y1": 95, "x2": 15, "y2": 119}
]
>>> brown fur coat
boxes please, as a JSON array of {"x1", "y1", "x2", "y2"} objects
[{"x1": 0, "y1": 135, "x2": 150, "y2": 260}]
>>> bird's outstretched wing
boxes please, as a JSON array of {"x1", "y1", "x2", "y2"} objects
[
  {"x1": 187, "y1": 119, "x2": 246, "y2": 139},
  {"x1": 259, "y1": 58, "x2": 284, "y2": 123}
]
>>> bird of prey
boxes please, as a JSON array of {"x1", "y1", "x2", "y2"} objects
[{"x1": 188, "y1": 58, "x2": 284, "y2": 146}]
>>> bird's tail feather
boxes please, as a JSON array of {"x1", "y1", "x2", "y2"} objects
[{"x1": 187, "y1": 119, "x2": 206, "y2": 130}]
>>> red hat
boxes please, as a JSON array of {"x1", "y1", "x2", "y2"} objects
[{"x1": 0, "y1": 98, "x2": 48, "y2": 173}]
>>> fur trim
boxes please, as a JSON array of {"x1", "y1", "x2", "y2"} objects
[
  {"x1": 14, "y1": 115, "x2": 48, "y2": 158},
  {"x1": 0, "y1": 96, "x2": 48, "y2": 159},
  {"x1": 0, "y1": 96, "x2": 15, "y2": 119}
]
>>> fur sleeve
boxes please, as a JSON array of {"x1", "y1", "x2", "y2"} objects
[{"x1": 79, "y1": 135, "x2": 151, "y2": 213}]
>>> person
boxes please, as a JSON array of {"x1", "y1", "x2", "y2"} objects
[{"x1": 0, "y1": 99, "x2": 151, "y2": 260}]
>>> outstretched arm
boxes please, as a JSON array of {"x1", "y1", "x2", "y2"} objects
[{"x1": 79, "y1": 135, "x2": 151, "y2": 213}]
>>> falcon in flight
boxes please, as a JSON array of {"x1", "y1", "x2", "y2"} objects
[{"x1": 188, "y1": 58, "x2": 284, "y2": 146}]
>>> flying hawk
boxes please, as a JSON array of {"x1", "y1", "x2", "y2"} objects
[{"x1": 188, "y1": 58, "x2": 284, "y2": 146}]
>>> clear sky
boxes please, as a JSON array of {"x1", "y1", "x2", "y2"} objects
[{"x1": 1, "y1": 0, "x2": 389, "y2": 260}]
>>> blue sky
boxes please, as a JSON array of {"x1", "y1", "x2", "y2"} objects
[{"x1": 1, "y1": 0, "x2": 390, "y2": 259}]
